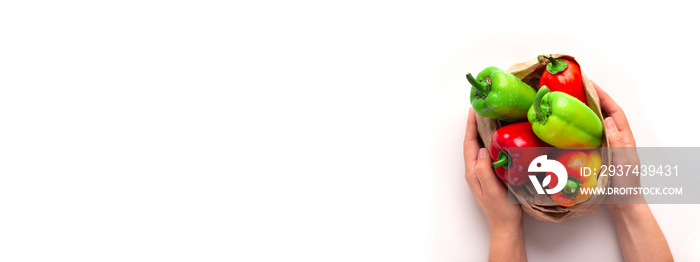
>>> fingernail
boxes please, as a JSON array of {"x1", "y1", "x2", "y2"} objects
[
  {"x1": 478, "y1": 148, "x2": 488, "y2": 159},
  {"x1": 604, "y1": 117, "x2": 617, "y2": 131}
]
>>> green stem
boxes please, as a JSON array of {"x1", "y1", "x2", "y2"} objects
[
  {"x1": 561, "y1": 177, "x2": 582, "y2": 199},
  {"x1": 544, "y1": 55, "x2": 558, "y2": 65},
  {"x1": 541, "y1": 55, "x2": 568, "y2": 74},
  {"x1": 492, "y1": 150, "x2": 510, "y2": 169},
  {"x1": 533, "y1": 86, "x2": 550, "y2": 121},
  {"x1": 466, "y1": 73, "x2": 490, "y2": 96}
]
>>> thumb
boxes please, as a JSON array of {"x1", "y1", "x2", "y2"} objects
[
  {"x1": 605, "y1": 117, "x2": 630, "y2": 147},
  {"x1": 475, "y1": 148, "x2": 505, "y2": 196}
]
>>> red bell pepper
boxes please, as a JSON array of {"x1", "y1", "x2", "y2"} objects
[
  {"x1": 490, "y1": 122, "x2": 552, "y2": 186},
  {"x1": 538, "y1": 55, "x2": 587, "y2": 105},
  {"x1": 545, "y1": 150, "x2": 601, "y2": 206}
]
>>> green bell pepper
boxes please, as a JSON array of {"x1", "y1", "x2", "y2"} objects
[
  {"x1": 527, "y1": 86, "x2": 603, "y2": 147},
  {"x1": 467, "y1": 66, "x2": 536, "y2": 122}
]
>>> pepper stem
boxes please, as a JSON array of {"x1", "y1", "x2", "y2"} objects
[
  {"x1": 533, "y1": 86, "x2": 550, "y2": 123},
  {"x1": 539, "y1": 55, "x2": 569, "y2": 74},
  {"x1": 561, "y1": 177, "x2": 582, "y2": 199},
  {"x1": 466, "y1": 73, "x2": 490, "y2": 97},
  {"x1": 492, "y1": 150, "x2": 510, "y2": 169}
]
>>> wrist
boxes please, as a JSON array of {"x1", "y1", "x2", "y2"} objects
[
  {"x1": 489, "y1": 219, "x2": 524, "y2": 238},
  {"x1": 607, "y1": 204, "x2": 650, "y2": 221},
  {"x1": 487, "y1": 219, "x2": 527, "y2": 262}
]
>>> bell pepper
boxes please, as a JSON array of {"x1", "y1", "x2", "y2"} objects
[
  {"x1": 538, "y1": 55, "x2": 587, "y2": 105},
  {"x1": 467, "y1": 66, "x2": 536, "y2": 122},
  {"x1": 490, "y1": 122, "x2": 552, "y2": 186},
  {"x1": 545, "y1": 150, "x2": 602, "y2": 206},
  {"x1": 527, "y1": 86, "x2": 603, "y2": 148}
]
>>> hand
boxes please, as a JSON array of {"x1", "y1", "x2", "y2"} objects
[
  {"x1": 464, "y1": 108, "x2": 526, "y2": 261},
  {"x1": 464, "y1": 109, "x2": 522, "y2": 231},
  {"x1": 594, "y1": 82, "x2": 643, "y2": 207},
  {"x1": 594, "y1": 82, "x2": 672, "y2": 262}
]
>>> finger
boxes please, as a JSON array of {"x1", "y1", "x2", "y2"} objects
[
  {"x1": 592, "y1": 81, "x2": 621, "y2": 115},
  {"x1": 592, "y1": 82, "x2": 634, "y2": 138},
  {"x1": 604, "y1": 117, "x2": 633, "y2": 147},
  {"x1": 464, "y1": 108, "x2": 480, "y2": 162},
  {"x1": 593, "y1": 81, "x2": 626, "y2": 123},
  {"x1": 464, "y1": 109, "x2": 482, "y2": 196},
  {"x1": 592, "y1": 82, "x2": 636, "y2": 146},
  {"x1": 475, "y1": 148, "x2": 506, "y2": 197},
  {"x1": 465, "y1": 166, "x2": 483, "y2": 198}
]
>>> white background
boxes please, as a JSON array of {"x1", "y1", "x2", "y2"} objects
[{"x1": 1, "y1": 0, "x2": 699, "y2": 261}]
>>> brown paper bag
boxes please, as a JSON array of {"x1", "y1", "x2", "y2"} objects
[{"x1": 474, "y1": 54, "x2": 612, "y2": 222}]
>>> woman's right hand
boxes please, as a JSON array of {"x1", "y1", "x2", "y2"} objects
[
  {"x1": 594, "y1": 82, "x2": 643, "y2": 207},
  {"x1": 594, "y1": 82, "x2": 672, "y2": 262}
]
